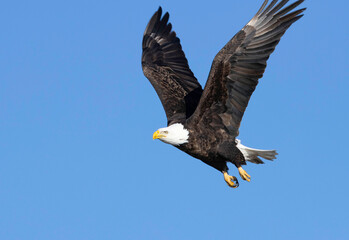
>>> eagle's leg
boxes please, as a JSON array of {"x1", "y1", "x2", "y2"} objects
[
  {"x1": 223, "y1": 171, "x2": 239, "y2": 188},
  {"x1": 238, "y1": 166, "x2": 251, "y2": 182}
]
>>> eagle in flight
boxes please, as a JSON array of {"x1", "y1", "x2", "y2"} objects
[{"x1": 142, "y1": 0, "x2": 305, "y2": 188}]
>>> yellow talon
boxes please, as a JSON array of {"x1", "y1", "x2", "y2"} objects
[
  {"x1": 223, "y1": 171, "x2": 239, "y2": 188},
  {"x1": 238, "y1": 167, "x2": 251, "y2": 182}
]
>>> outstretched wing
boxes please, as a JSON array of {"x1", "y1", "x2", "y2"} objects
[
  {"x1": 189, "y1": 0, "x2": 305, "y2": 137},
  {"x1": 142, "y1": 7, "x2": 203, "y2": 126}
]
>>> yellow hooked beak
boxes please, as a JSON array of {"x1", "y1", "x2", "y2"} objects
[{"x1": 153, "y1": 130, "x2": 166, "y2": 140}]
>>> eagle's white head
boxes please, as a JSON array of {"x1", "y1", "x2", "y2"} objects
[{"x1": 153, "y1": 123, "x2": 189, "y2": 146}]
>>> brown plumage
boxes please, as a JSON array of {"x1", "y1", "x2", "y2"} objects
[{"x1": 142, "y1": 0, "x2": 305, "y2": 188}]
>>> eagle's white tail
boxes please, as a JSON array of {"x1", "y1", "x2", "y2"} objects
[{"x1": 236, "y1": 139, "x2": 278, "y2": 164}]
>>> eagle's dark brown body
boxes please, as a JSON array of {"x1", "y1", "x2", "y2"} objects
[{"x1": 178, "y1": 127, "x2": 245, "y2": 172}]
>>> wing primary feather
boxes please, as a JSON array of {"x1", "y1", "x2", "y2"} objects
[
  {"x1": 261, "y1": 0, "x2": 279, "y2": 16},
  {"x1": 267, "y1": 0, "x2": 290, "y2": 16},
  {"x1": 152, "y1": 11, "x2": 167, "y2": 35},
  {"x1": 255, "y1": 0, "x2": 269, "y2": 17},
  {"x1": 144, "y1": 7, "x2": 162, "y2": 35},
  {"x1": 279, "y1": 9, "x2": 306, "y2": 23},
  {"x1": 256, "y1": 0, "x2": 290, "y2": 29},
  {"x1": 255, "y1": 8, "x2": 305, "y2": 37},
  {"x1": 156, "y1": 12, "x2": 170, "y2": 35},
  {"x1": 279, "y1": 14, "x2": 304, "y2": 28},
  {"x1": 275, "y1": 0, "x2": 305, "y2": 18}
]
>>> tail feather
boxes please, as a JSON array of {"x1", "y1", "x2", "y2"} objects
[{"x1": 236, "y1": 139, "x2": 278, "y2": 164}]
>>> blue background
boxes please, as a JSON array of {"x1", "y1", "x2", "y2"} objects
[{"x1": 1, "y1": 0, "x2": 348, "y2": 239}]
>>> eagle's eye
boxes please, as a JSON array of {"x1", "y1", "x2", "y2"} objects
[{"x1": 163, "y1": 131, "x2": 168, "y2": 134}]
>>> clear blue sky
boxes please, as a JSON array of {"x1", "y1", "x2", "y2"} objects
[{"x1": 1, "y1": 0, "x2": 348, "y2": 239}]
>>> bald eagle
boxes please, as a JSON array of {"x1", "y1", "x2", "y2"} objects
[{"x1": 142, "y1": 0, "x2": 305, "y2": 188}]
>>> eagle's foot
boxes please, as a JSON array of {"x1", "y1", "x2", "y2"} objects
[
  {"x1": 223, "y1": 171, "x2": 239, "y2": 188},
  {"x1": 238, "y1": 167, "x2": 251, "y2": 182}
]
